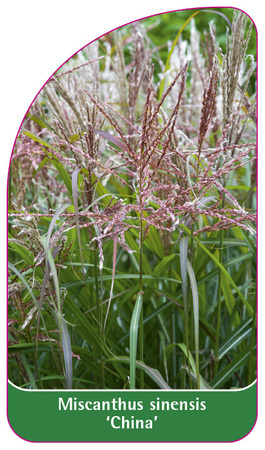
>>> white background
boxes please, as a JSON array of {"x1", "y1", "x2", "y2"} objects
[{"x1": 1, "y1": 0, "x2": 263, "y2": 448}]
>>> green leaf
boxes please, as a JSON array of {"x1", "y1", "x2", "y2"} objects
[
  {"x1": 32, "y1": 156, "x2": 73, "y2": 198},
  {"x1": 42, "y1": 203, "x2": 73, "y2": 388},
  {"x1": 111, "y1": 356, "x2": 172, "y2": 389},
  {"x1": 104, "y1": 230, "x2": 118, "y2": 332},
  {"x1": 129, "y1": 293, "x2": 143, "y2": 389},
  {"x1": 105, "y1": 285, "x2": 141, "y2": 334},
  {"x1": 72, "y1": 168, "x2": 86, "y2": 282},
  {"x1": 177, "y1": 343, "x2": 212, "y2": 389},
  {"x1": 52, "y1": 161, "x2": 72, "y2": 197},
  {"x1": 125, "y1": 231, "x2": 152, "y2": 275},
  {"x1": 180, "y1": 237, "x2": 189, "y2": 309},
  {"x1": 8, "y1": 342, "x2": 55, "y2": 354},
  {"x1": 159, "y1": 7, "x2": 232, "y2": 98},
  {"x1": 8, "y1": 239, "x2": 35, "y2": 266},
  {"x1": 221, "y1": 271, "x2": 241, "y2": 328},
  {"x1": 152, "y1": 254, "x2": 178, "y2": 277},
  {"x1": 22, "y1": 130, "x2": 59, "y2": 153},
  {"x1": 199, "y1": 242, "x2": 253, "y2": 317},
  {"x1": 143, "y1": 224, "x2": 164, "y2": 259},
  {"x1": 239, "y1": 228, "x2": 256, "y2": 257},
  {"x1": 218, "y1": 318, "x2": 253, "y2": 359},
  {"x1": 211, "y1": 344, "x2": 256, "y2": 388},
  {"x1": 186, "y1": 259, "x2": 200, "y2": 389},
  {"x1": 180, "y1": 224, "x2": 254, "y2": 317},
  {"x1": 91, "y1": 174, "x2": 116, "y2": 207},
  {"x1": 52, "y1": 312, "x2": 73, "y2": 389},
  {"x1": 159, "y1": 10, "x2": 200, "y2": 98},
  {"x1": 26, "y1": 113, "x2": 53, "y2": 131},
  {"x1": 8, "y1": 262, "x2": 43, "y2": 323}
]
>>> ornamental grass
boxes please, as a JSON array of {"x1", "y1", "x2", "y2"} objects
[{"x1": 8, "y1": 8, "x2": 256, "y2": 390}]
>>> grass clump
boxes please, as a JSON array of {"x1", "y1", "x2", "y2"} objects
[{"x1": 8, "y1": 8, "x2": 256, "y2": 390}]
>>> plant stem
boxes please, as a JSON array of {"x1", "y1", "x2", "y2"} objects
[
  {"x1": 136, "y1": 134, "x2": 145, "y2": 389},
  {"x1": 139, "y1": 301, "x2": 144, "y2": 388},
  {"x1": 94, "y1": 244, "x2": 100, "y2": 328},
  {"x1": 94, "y1": 244, "x2": 105, "y2": 388},
  {"x1": 188, "y1": 225, "x2": 195, "y2": 389},
  {"x1": 180, "y1": 236, "x2": 191, "y2": 389},
  {"x1": 138, "y1": 217, "x2": 144, "y2": 389}
]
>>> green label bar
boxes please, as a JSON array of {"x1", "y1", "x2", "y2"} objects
[{"x1": 8, "y1": 380, "x2": 257, "y2": 442}]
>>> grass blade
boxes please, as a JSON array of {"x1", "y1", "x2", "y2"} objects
[
  {"x1": 43, "y1": 205, "x2": 73, "y2": 388},
  {"x1": 52, "y1": 312, "x2": 73, "y2": 389},
  {"x1": 186, "y1": 259, "x2": 200, "y2": 389},
  {"x1": 180, "y1": 224, "x2": 254, "y2": 317},
  {"x1": 211, "y1": 344, "x2": 256, "y2": 388},
  {"x1": 179, "y1": 237, "x2": 190, "y2": 387},
  {"x1": 96, "y1": 130, "x2": 130, "y2": 153},
  {"x1": 152, "y1": 254, "x2": 178, "y2": 277},
  {"x1": 158, "y1": 8, "x2": 231, "y2": 98},
  {"x1": 136, "y1": 360, "x2": 171, "y2": 389},
  {"x1": 112, "y1": 355, "x2": 171, "y2": 389},
  {"x1": 8, "y1": 261, "x2": 52, "y2": 387},
  {"x1": 8, "y1": 262, "x2": 43, "y2": 323},
  {"x1": 218, "y1": 318, "x2": 253, "y2": 359},
  {"x1": 72, "y1": 168, "x2": 86, "y2": 282},
  {"x1": 198, "y1": 239, "x2": 253, "y2": 317},
  {"x1": 104, "y1": 229, "x2": 118, "y2": 332},
  {"x1": 180, "y1": 238, "x2": 189, "y2": 308},
  {"x1": 22, "y1": 130, "x2": 59, "y2": 153},
  {"x1": 129, "y1": 292, "x2": 143, "y2": 389},
  {"x1": 45, "y1": 203, "x2": 70, "y2": 263},
  {"x1": 178, "y1": 343, "x2": 212, "y2": 390},
  {"x1": 159, "y1": 10, "x2": 200, "y2": 98}
]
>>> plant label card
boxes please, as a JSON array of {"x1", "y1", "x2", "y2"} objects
[{"x1": 7, "y1": 4, "x2": 257, "y2": 444}]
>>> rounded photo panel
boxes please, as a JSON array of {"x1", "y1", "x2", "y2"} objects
[{"x1": 7, "y1": 6, "x2": 257, "y2": 443}]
